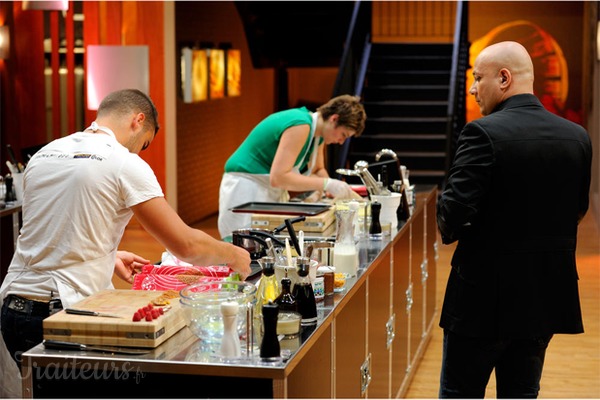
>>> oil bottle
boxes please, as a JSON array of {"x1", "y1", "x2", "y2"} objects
[{"x1": 292, "y1": 257, "x2": 317, "y2": 326}]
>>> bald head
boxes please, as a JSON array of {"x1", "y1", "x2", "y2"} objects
[
  {"x1": 478, "y1": 41, "x2": 534, "y2": 93},
  {"x1": 470, "y1": 41, "x2": 535, "y2": 115}
]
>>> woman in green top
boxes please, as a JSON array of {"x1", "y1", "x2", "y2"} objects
[{"x1": 218, "y1": 94, "x2": 366, "y2": 238}]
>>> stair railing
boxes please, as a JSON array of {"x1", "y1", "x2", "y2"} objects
[
  {"x1": 444, "y1": 0, "x2": 470, "y2": 187},
  {"x1": 328, "y1": 0, "x2": 372, "y2": 175}
]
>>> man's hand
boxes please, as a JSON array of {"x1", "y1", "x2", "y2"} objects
[
  {"x1": 115, "y1": 250, "x2": 150, "y2": 284},
  {"x1": 225, "y1": 244, "x2": 252, "y2": 280}
]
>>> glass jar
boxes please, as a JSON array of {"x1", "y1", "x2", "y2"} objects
[{"x1": 333, "y1": 209, "x2": 359, "y2": 277}]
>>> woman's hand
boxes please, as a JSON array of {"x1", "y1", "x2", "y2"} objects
[{"x1": 114, "y1": 250, "x2": 150, "y2": 284}]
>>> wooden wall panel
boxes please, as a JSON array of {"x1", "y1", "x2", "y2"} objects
[
  {"x1": 5, "y1": 2, "x2": 47, "y2": 152},
  {"x1": 82, "y1": 1, "x2": 166, "y2": 192},
  {"x1": 372, "y1": 1, "x2": 456, "y2": 43},
  {"x1": 122, "y1": 1, "x2": 166, "y2": 192}
]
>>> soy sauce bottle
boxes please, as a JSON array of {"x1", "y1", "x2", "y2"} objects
[
  {"x1": 275, "y1": 277, "x2": 297, "y2": 313},
  {"x1": 292, "y1": 257, "x2": 317, "y2": 325}
]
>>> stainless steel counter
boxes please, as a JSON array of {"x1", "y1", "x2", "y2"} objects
[{"x1": 21, "y1": 186, "x2": 438, "y2": 398}]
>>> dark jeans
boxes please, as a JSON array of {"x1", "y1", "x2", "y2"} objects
[
  {"x1": 1, "y1": 296, "x2": 56, "y2": 369},
  {"x1": 439, "y1": 329, "x2": 553, "y2": 398}
]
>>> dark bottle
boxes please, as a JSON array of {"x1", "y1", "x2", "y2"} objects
[
  {"x1": 275, "y1": 277, "x2": 297, "y2": 313},
  {"x1": 4, "y1": 175, "x2": 16, "y2": 202},
  {"x1": 381, "y1": 165, "x2": 389, "y2": 190},
  {"x1": 392, "y1": 180, "x2": 410, "y2": 222},
  {"x1": 292, "y1": 257, "x2": 317, "y2": 326},
  {"x1": 369, "y1": 201, "x2": 382, "y2": 240},
  {"x1": 259, "y1": 301, "x2": 280, "y2": 359}
]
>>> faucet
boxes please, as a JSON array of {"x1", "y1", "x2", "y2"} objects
[{"x1": 336, "y1": 160, "x2": 387, "y2": 197}]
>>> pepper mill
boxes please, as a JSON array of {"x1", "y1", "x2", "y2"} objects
[
  {"x1": 4, "y1": 175, "x2": 16, "y2": 203},
  {"x1": 260, "y1": 301, "x2": 280, "y2": 359},
  {"x1": 220, "y1": 301, "x2": 241, "y2": 358},
  {"x1": 292, "y1": 257, "x2": 317, "y2": 326},
  {"x1": 369, "y1": 201, "x2": 383, "y2": 240}
]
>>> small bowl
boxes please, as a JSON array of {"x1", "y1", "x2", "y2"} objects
[
  {"x1": 277, "y1": 311, "x2": 302, "y2": 336},
  {"x1": 179, "y1": 280, "x2": 257, "y2": 344}
]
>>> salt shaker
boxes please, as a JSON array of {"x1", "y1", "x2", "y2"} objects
[{"x1": 220, "y1": 301, "x2": 241, "y2": 358}]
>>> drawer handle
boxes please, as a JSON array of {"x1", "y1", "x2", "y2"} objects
[
  {"x1": 360, "y1": 353, "x2": 372, "y2": 395},
  {"x1": 386, "y1": 314, "x2": 396, "y2": 349}
]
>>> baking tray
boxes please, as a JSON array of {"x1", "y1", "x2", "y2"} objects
[{"x1": 230, "y1": 202, "x2": 331, "y2": 216}]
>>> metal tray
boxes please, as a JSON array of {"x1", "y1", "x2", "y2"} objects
[{"x1": 230, "y1": 202, "x2": 331, "y2": 216}]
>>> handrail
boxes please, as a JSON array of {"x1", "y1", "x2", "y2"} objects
[
  {"x1": 329, "y1": 0, "x2": 372, "y2": 174},
  {"x1": 337, "y1": 35, "x2": 372, "y2": 175},
  {"x1": 333, "y1": 0, "x2": 363, "y2": 95},
  {"x1": 443, "y1": 0, "x2": 470, "y2": 187}
]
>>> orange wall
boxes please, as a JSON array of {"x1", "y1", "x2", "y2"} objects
[
  {"x1": 83, "y1": 1, "x2": 167, "y2": 191},
  {"x1": 468, "y1": 1, "x2": 584, "y2": 124}
]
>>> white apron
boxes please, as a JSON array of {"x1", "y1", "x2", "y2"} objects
[{"x1": 218, "y1": 113, "x2": 320, "y2": 238}]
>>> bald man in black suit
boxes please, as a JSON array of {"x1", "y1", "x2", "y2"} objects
[{"x1": 437, "y1": 41, "x2": 592, "y2": 398}]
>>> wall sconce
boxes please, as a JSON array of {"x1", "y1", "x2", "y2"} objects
[
  {"x1": 0, "y1": 26, "x2": 9, "y2": 60},
  {"x1": 86, "y1": 45, "x2": 150, "y2": 110},
  {"x1": 597, "y1": 21, "x2": 599, "y2": 61},
  {"x1": 181, "y1": 44, "x2": 241, "y2": 103},
  {"x1": 227, "y1": 49, "x2": 241, "y2": 97}
]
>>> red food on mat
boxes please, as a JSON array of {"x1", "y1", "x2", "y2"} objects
[
  {"x1": 132, "y1": 274, "x2": 224, "y2": 291},
  {"x1": 139, "y1": 264, "x2": 232, "y2": 278}
]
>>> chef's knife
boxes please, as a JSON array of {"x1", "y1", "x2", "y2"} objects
[
  {"x1": 43, "y1": 340, "x2": 150, "y2": 355},
  {"x1": 65, "y1": 308, "x2": 122, "y2": 318}
]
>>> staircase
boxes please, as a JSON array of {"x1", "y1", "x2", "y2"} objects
[{"x1": 346, "y1": 43, "x2": 454, "y2": 188}]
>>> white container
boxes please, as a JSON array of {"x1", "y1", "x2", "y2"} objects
[
  {"x1": 371, "y1": 192, "x2": 401, "y2": 231},
  {"x1": 274, "y1": 258, "x2": 319, "y2": 290}
]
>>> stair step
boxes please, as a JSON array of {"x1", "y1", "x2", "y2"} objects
[
  {"x1": 349, "y1": 151, "x2": 447, "y2": 171},
  {"x1": 364, "y1": 85, "x2": 449, "y2": 101},
  {"x1": 364, "y1": 103, "x2": 448, "y2": 118},
  {"x1": 369, "y1": 55, "x2": 452, "y2": 71},
  {"x1": 366, "y1": 117, "x2": 448, "y2": 135},
  {"x1": 370, "y1": 43, "x2": 453, "y2": 56},
  {"x1": 357, "y1": 133, "x2": 447, "y2": 140},
  {"x1": 409, "y1": 170, "x2": 447, "y2": 177},
  {"x1": 367, "y1": 70, "x2": 450, "y2": 86},
  {"x1": 369, "y1": 116, "x2": 447, "y2": 123}
]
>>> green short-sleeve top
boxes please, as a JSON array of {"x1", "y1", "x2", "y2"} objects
[{"x1": 224, "y1": 107, "x2": 323, "y2": 174}]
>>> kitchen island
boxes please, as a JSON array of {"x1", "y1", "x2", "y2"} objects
[{"x1": 21, "y1": 186, "x2": 438, "y2": 398}]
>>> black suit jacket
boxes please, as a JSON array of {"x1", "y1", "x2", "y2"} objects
[{"x1": 437, "y1": 94, "x2": 592, "y2": 339}]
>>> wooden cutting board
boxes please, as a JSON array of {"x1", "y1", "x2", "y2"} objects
[{"x1": 43, "y1": 289, "x2": 185, "y2": 348}]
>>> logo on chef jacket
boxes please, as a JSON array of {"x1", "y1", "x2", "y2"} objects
[{"x1": 73, "y1": 153, "x2": 105, "y2": 161}]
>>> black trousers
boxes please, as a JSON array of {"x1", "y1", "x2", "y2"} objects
[
  {"x1": 1, "y1": 294, "x2": 61, "y2": 368},
  {"x1": 439, "y1": 329, "x2": 553, "y2": 398}
]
